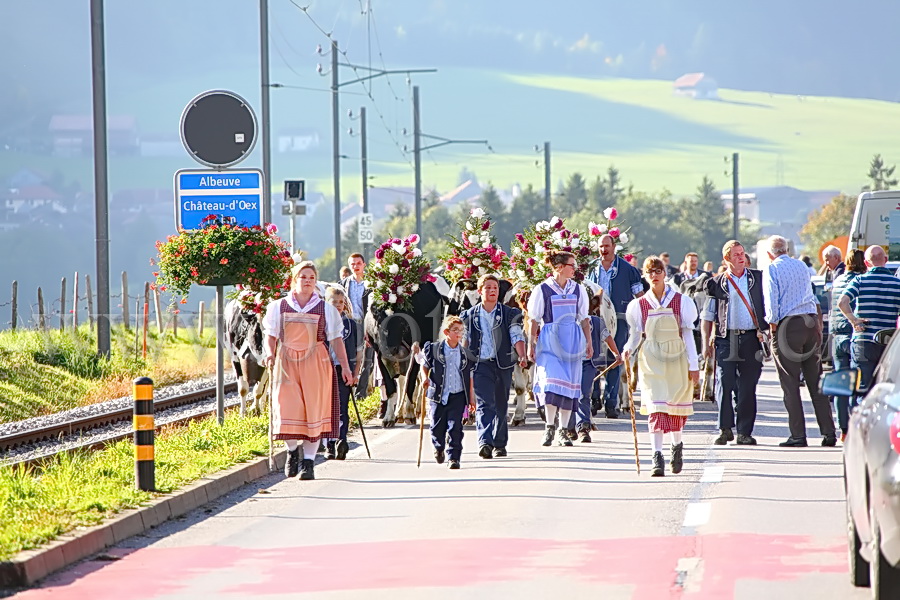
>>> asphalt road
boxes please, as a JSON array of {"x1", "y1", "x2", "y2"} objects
[{"x1": 12, "y1": 365, "x2": 870, "y2": 599}]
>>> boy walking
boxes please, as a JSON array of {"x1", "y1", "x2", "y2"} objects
[{"x1": 414, "y1": 316, "x2": 475, "y2": 469}]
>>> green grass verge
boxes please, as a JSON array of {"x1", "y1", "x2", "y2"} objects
[{"x1": 0, "y1": 389, "x2": 381, "y2": 561}]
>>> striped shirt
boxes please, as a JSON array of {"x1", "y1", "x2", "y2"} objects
[
  {"x1": 840, "y1": 266, "x2": 900, "y2": 340},
  {"x1": 763, "y1": 254, "x2": 818, "y2": 324},
  {"x1": 829, "y1": 271, "x2": 860, "y2": 335}
]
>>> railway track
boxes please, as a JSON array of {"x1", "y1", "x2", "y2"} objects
[{"x1": 1, "y1": 382, "x2": 239, "y2": 468}]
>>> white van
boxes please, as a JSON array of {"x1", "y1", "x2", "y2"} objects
[{"x1": 848, "y1": 190, "x2": 900, "y2": 259}]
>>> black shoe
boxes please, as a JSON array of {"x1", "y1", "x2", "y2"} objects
[
  {"x1": 325, "y1": 441, "x2": 336, "y2": 460},
  {"x1": 557, "y1": 428, "x2": 574, "y2": 447},
  {"x1": 434, "y1": 448, "x2": 445, "y2": 464},
  {"x1": 670, "y1": 442, "x2": 684, "y2": 474},
  {"x1": 448, "y1": 459, "x2": 460, "y2": 469},
  {"x1": 579, "y1": 430, "x2": 592, "y2": 443},
  {"x1": 779, "y1": 436, "x2": 808, "y2": 447},
  {"x1": 735, "y1": 434, "x2": 757, "y2": 446},
  {"x1": 651, "y1": 451, "x2": 665, "y2": 477},
  {"x1": 336, "y1": 439, "x2": 349, "y2": 460},
  {"x1": 284, "y1": 448, "x2": 300, "y2": 477},
  {"x1": 493, "y1": 447, "x2": 507, "y2": 457},
  {"x1": 713, "y1": 428, "x2": 734, "y2": 445},
  {"x1": 822, "y1": 435, "x2": 837, "y2": 447},
  {"x1": 605, "y1": 408, "x2": 619, "y2": 419},
  {"x1": 541, "y1": 424, "x2": 555, "y2": 447},
  {"x1": 479, "y1": 445, "x2": 494, "y2": 459},
  {"x1": 299, "y1": 458, "x2": 315, "y2": 480}
]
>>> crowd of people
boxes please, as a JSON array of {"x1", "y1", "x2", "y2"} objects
[{"x1": 261, "y1": 234, "x2": 900, "y2": 481}]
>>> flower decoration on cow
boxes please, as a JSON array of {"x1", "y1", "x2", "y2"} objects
[
  {"x1": 153, "y1": 215, "x2": 293, "y2": 311},
  {"x1": 586, "y1": 206, "x2": 634, "y2": 263},
  {"x1": 439, "y1": 207, "x2": 510, "y2": 284},
  {"x1": 365, "y1": 234, "x2": 434, "y2": 313},
  {"x1": 508, "y1": 216, "x2": 591, "y2": 289}
]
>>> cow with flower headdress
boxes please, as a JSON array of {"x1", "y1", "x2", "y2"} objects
[{"x1": 364, "y1": 234, "x2": 446, "y2": 427}]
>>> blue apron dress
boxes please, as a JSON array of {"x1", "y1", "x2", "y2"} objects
[{"x1": 533, "y1": 280, "x2": 585, "y2": 412}]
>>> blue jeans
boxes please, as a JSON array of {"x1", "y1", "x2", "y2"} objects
[
  {"x1": 831, "y1": 334, "x2": 853, "y2": 434},
  {"x1": 473, "y1": 360, "x2": 513, "y2": 450},
  {"x1": 850, "y1": 338, "x2": 885, "y2": 394}
]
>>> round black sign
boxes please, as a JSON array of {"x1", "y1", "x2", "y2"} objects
[{"x1": 180, "y1": 90, "x2": 257, "y2": 168}]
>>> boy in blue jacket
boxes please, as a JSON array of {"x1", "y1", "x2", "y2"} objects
[{"x1": 413, "y1": 315, "x2": 475, "y2": 469}]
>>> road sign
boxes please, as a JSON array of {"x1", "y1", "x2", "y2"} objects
[
  {"x1": 175, "y1": 168, "x2": 263, "y2": 230},
  {"x1": 180, "y1": 90, "x2": 257, "y2": 168},
  {"x1": 358, "y1": 212, "x2": 374, "y2": 244}
]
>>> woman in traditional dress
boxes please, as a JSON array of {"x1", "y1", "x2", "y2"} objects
[
  {"x1": 623, "y1": 256, "x2": 699, "y2": 477},
  {"x1": 263, "y1": 261, "x2": 354, "y2": 480},
  {"x1": 527, "y1": 251, "x2": 593, "y2": 447}
]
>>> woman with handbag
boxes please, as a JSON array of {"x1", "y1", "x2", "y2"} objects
[{"x1": 623, "y1": 256, "x2": 699, "y2": 477}]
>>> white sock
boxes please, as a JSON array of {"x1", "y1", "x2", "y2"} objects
[
  {"x1": 302, "y1": 440, "x2": 319, "y2": 460},
  {"x1": 670, "y1": 431, "x2": 683, "y2": 446},
  {"x1": 545, "y1": 404, "x2": 558, "y2": 427},
  {"x1": 285, "y1": 439, "x2": 298, "y2": 452},
  {"x1": 650, "y1": 430, "x2": 664, "y2": 453},
  {"x1": 559, "y1": 409, "x2": 573, "y2": 429}
]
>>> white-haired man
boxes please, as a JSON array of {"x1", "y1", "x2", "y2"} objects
[
  {"x1": 821, "y1": 245, "x2": 845, "y2": 281},
  {"x1": 763, "y1": 235, "x2": 836, "y2": 447}
]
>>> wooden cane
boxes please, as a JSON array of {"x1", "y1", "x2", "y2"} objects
[{"x1": 623, "y1": 356, "x2": 641, "y2": 475}]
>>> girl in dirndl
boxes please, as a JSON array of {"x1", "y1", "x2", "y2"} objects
[
  {"x1": 527, "y1": 251, "x2": 593, "y2": 447},
  {"x1": 623, "y1": 256, "x2": 699, "y2": 477},
  {"x1": 263, "y1": 261, "x2": 354, "y2": 481}
]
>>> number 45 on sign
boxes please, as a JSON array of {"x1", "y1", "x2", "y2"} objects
[{"x1": 358, "y1": 213, "x2": 374, "y2": 244}]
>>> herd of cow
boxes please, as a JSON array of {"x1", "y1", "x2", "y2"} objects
[{"x1": 222, "y1": 273, "x2": 714, "y2": 430}]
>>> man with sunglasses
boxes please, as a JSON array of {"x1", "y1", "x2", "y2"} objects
[{"x1": 588, "y1": 234, "x2": 643, "y2": 418}]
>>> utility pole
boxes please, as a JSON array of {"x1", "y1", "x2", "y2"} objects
[
  {"x1": 331, "y1": 40, "x2": 342, "y2": 279},
  {"x1": 544, "y1": 141, "x2": 551, "y2": 218},
  {"x1": 413, "y1": 86, "x2": 422, "y2": 242},
  {"x1": 412, "y1": 85, "x2": 491, "y2": 245},
  {"x1": 90, "y1": 0, "x2": 110, "y2": 357},
  {"x1": 259, "y1": 0, "x2": 272, "y2": 224},
  {"x1": 360, "y1": 106, "x2": 370, "y2": 261},
  {"x1": 732, "y1": 152, "x2": 740, "y2": 240}
]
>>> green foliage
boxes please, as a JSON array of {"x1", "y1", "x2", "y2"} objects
[{"x1": 800, "y1": 193, "x2": 857, "y2": 259}]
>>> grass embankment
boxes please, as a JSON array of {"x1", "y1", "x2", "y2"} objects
[
  {"x1": 0, "y1": 389, "x2": 381, "y2": 561},
  {"x1": 0, "y1": 326, "x2": 217, "y2": 423}
]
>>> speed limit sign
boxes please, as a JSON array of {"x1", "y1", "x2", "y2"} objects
[{"x1": 358, "y1": 213, "x2": 374, "y2": 244}]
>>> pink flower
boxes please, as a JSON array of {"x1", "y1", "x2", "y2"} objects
[{"x1": 609, "y1": 227, "x2": 621, "y2": 237}]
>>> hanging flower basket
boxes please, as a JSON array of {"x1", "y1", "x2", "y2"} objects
[
  {"x1": 438, "y1": 207, "x2": 510, "y2": 284},
  {"x1": 153, "y1": 215, "x2": 294, "y2": 310},
  {"x1": 365, "y1": 234, "x2": 434, "y2": 314}
]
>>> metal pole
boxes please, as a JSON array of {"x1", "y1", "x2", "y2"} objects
[
  {"x1": 90, "y1": 0, "x2": 111, "y2": 357},
  {"x1": 732, "y1": 152, "x2": 740, "y2": 240},
  {"x1": 331, "y1": 40, "x2": 343, "y2": 279},
  {"x1": 216, "y1": 285, "x2": 225, "y2": 425},
  {"x1": 544, "y1": 141, "x2": 551, "y2": 218},
  {"x1": 360, "y1": 106, "x2": 370, "y2": 261},
  {"x1": 413, "y1": 85, "x2": 422, "y2": 241},
  {"x1": 259, "y1": 0, "x2": 272, "y2": 224}
]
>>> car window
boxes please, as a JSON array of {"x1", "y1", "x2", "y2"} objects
[{"x1": 877, "y1": 334, "x2": 900, "y2": 384}]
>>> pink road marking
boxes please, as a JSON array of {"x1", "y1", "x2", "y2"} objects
[{"x1": 14, "y1": 533, "x2": 846, "y2": 600}]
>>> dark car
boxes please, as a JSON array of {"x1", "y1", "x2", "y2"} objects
[{"x1": 825, "y1": 328, "x2": 900, "y2": 598}]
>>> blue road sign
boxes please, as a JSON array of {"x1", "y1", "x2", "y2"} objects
[{"x1": 175, "y1": 168, "x2": 264, "y2": 230}]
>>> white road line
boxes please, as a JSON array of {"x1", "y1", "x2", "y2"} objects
[
  {"x1": 682, "y1": 502, "x2": 712, "y2": 528},
  {"x1": 700, "y1": 465, "x2": 724, "y2": 483}
]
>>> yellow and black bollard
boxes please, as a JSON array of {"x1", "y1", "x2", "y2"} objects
[{"x1": 133, "y1": 377, "x2": 155, "y2": 491}]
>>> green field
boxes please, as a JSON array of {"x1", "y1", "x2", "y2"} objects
[{"x1": 2, "y1": 69, "x2": 898, "y2": 199}]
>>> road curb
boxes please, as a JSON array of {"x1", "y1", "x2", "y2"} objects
[{"x1": 0, "y1": 450, "x2": 287, "y2": 590}]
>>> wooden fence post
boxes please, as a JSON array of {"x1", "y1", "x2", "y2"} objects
[
  {"x1": 38, "y1": 287, "x2": 45, "y2": 331},
  {"x1": 198, "y1": 301, "x2": 205, "y2": 336},
  {"x1": 153, "y1": 287, "x2": 163, "y2": 333},
  {"x1": 72, "y1": 271, "x2": 79, "y2": 330},
  {"x1": 11, "y1": 280, "x2": 17, "y2": 331},
  {"x1": 122, "y1": 271, "x2": 129, "y2": 328},
  {"x1": 59, "y1": 277, "x2": 66, "y2": 332},
  {"x1": 85, "y1": 274, "x2": 94, "y2": 332}
]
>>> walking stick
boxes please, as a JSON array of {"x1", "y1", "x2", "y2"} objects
[
  {"x1": 349, "y1": 387, "x2": 372, "y2": 458},
  {"x1": 623, "y1": 356, "x2": 641, "y2": 475}
]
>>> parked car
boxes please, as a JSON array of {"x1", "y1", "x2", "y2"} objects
[{"x1": 824, "y1": 327, "x2": 900, "y2": 598}]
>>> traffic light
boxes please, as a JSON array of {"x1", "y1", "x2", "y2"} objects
[{"x1": 284, "y1": 179, "x2": 305, "y2": 202}]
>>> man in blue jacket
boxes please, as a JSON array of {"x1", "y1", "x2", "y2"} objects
[
  {"x1": 461, "y1": 274, "x2": 527, "y2": 459},
  {"x1": 588, "y1": 235, "x2": 643, "y2": 418}
]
